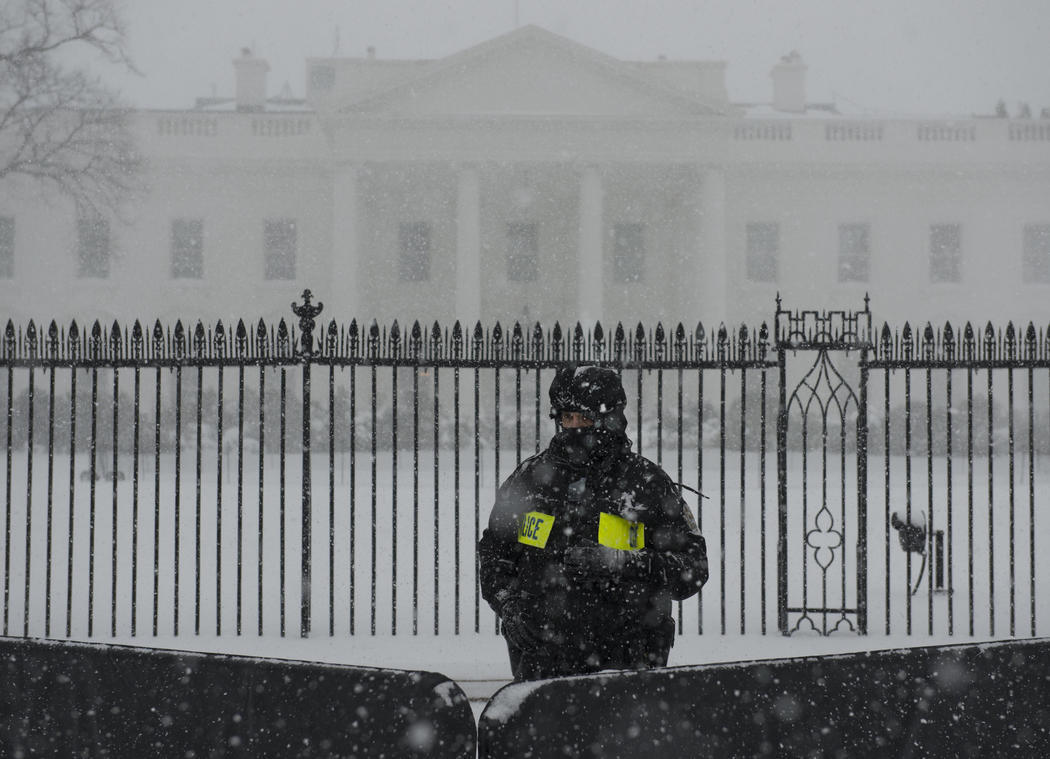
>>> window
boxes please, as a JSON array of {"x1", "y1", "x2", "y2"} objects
[
  {"x1": 612, "y1": 223, "x2": 644, "y2": 283},
  {"x1": 0, "y1": 217, "x2": 12, "y2": 278},
  {"x1": 398, "y1": 222, "x2": 431, "y2": 282},
  {"x1": 77, "y1": 217, "x2": 110, "y2": 278},
  {"x1": 310, "y1": 65, "x2": 335, "y2": 91},
  {"x1": 746, "y1": 222, "x2": 778, "y2": 282},
  {"x1": 507, "y1": 222, "x2": 538, "y2": 282},
  {"x1": 838, "y1": 223, "x2": 870, "y2": 282},
  {"x1": 1023, "y1": 224, "x2": 1050, "y2": 283},
  {"x1": 930, "y1": 224, "x2": 961, "y2": 283},
  {"x1": 171, "y1": 218, "x2": 203, "y2": 279},
  {"x1": 264, "y1": 219, "x2": 296, "y2": 280}
]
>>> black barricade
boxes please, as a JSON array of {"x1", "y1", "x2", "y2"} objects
[
  {"x1": 479, "y1": 638, "x2": 1050, "y2": 758},
  {"x1": 0, "y1": 636, "x2": 476, "y2": 757}
]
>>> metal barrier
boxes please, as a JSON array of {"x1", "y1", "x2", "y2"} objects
[
  {"x1": 478, "y1": 637, "x2": 1050, "y2": 757},
  {"x1": 0, "y1": 635, "x2": 476, "y2": 757}
]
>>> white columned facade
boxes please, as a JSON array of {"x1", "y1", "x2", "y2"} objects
[
  {"x1": 700, "y1": 166, "x2": 728, "y2": 324},
  {"x1": 332, "y1": 164, "x2": 361, "y2": 316},
  {"x1": 577, "y1": 166, "x2": 604, "y2": 322},
  {"x1": 456, "y1": 166, "x2": 482, "y2": 324}
]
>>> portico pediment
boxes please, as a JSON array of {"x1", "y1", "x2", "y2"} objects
[{"x1": 342, "y1": 26, "x2": 730, "y2": 119}]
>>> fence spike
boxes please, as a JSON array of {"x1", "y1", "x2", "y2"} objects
[
  {"x1": 255, "y1": 318, "x2": 268, "y2": 357},
  {"x1": 367, "y1": 319, "x2": 380, "y2": 354},
  {"x1": 3, "y1": 320, "x2": 13, "y2": 357},
  {"x1": 614, "y1": 322, "x2": 625, "y2": 351},
  {"x1": 901, "y1": 322, "x2": 913, "y2": 360},
  {"x1": 983, "y1": 321, "x2": 995, "y2": 361},
  {"x1": 25, "y1": 320, "x2": 38, "y2": 355},
  {"x1": 451, "y1": 321, "x2": 463, "y2": 358},
  {"x1": 1024, "y1": 322, "x2": 1037, "y2": 359},
  {"x1": 341, "y1": 318, "x2": 355, "y2": 357},
  {"x1": 962, "y1": 322, "x2": 975, "y2": 360},
  {"x1": 531, "y1": 321, "x2": 543, "y2": 347},
  {"x1": 1005, "y1": 322, "x2": 1017, "y2": 360},
  {"x1": 511, "y1": 322, "x2": 523, "y2": 359},
  {"x1": 594, "y1": 321, "x2": 605, "y2": 347},
  {"x1": 193, "y1": 321, "x2": 206, "y2": 355},
  {"x1": 430, "y1": 320, "x2": 441, "y2": 349},
  {"x1": 277, "y1": 319, "x2": 290, "y2": 356},
  {"x1": 130, "y1": 320, "x2": 143, "y2": 358},
  {"x1": 151, "y1": 319, "x2": 163, "y2": 349},
  {"x1": 654, "y1": 322, "x2": 666, "y2": 353},
  {"x1": 943, "y1": 321, "x2": 955, "y2": 359},
  {"x1": 231, "y1": 319, "x2": 245, "y2": 356},
  {"x1": 214, "y1": 320, "x2": 226, "y2": 356},
  {"x1": 409, "y1": 320, "x2": 422, "y2": 357},
  {"x1": 107, "y1": 320, "x2": 121, "y2": 358},
  {"x1": 67, "y1": 320, "x2": 80, "y2": 359},
  {"x1": 171, "y1": 320, "x2": 185, "y2": 357},
  {"x1": 923, "y1": 322, "x2": 935, "y2": 358},
  {"x1": 90, "y1": 320, "x2": 103, "y2": 358},
  {"x1": 573, "y1": 322, "x2": 584, "y2": 359},
  {"x1": 48, "y1": 320, "x2": 60, "y2": 358}
]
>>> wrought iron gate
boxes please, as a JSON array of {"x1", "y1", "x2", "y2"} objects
[{"x1": 776, "y1": 298, "x2": 871, "y2": 635}]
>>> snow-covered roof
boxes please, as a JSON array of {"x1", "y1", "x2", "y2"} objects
[
  {"x1": 193, "y1": 97, "x2": 312, "y2": 113},
  {"x1": 737, "y1": 103, "x2": 842, "y2": 119}
]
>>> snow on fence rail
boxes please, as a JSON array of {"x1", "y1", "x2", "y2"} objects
[{"x1": 1, "y1": 291, "x2": 1049, "y2": 641}]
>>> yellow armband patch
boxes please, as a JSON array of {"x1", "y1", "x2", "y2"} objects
[
  {"x1": 598, "y1": 512, "x2": 644, "y2": 551},
  {"x1": 518, "y1": 511, "x2": 555, "y2": 549}
]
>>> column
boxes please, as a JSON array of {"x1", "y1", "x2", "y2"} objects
[
  {"x1": 456, "y1": 166, "x2": 482, "y2": 325},
  {"x1": 331, "y1": 164, "x2": 360, "y2": 316},
  {"x1": 577, "y1": 166, "x2": 604, "y2": 323},
  {"x1": 699, "y1": 166, "x2": 728, "y2": 325}
]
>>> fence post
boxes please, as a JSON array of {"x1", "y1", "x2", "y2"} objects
[{"x1": 292, "y1": 290, "x2": 323, "y2": 637}]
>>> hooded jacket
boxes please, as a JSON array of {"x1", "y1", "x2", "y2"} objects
[{"x1": 478, "y1": 425, "x2": 708, "y2": 680}]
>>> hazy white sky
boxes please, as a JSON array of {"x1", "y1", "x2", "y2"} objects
[{"x1": 105, "y1": 0, "x2": 1049, "y2": 116}]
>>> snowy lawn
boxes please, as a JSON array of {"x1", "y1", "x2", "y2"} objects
[{"x1": 3, "y1": 446, "x2": 1048, "y2": 702}]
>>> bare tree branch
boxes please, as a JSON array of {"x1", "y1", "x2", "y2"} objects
[{"x1": 0, "y1": 0, "x2": 141, "y2": 216}]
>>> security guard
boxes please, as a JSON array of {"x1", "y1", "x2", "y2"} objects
[{"x1": 478, "y1": 365, "x2": 709, "y2": 682}]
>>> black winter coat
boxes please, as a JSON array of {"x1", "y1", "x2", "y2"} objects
[{"x1": 478, "y1": 432, "x2": 708, "y2": 680}]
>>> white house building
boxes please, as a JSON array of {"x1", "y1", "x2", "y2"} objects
[{"x1": 2, "y1": 25, "x2": 1049, "y2": 330}]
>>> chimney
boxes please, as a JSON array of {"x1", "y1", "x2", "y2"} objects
[
  {"x1": 771, "y1": 50, "x2": 806, "y2": 113},
  {"x1": 233, "y1": 48, "x2": 269, "y2": 112}
]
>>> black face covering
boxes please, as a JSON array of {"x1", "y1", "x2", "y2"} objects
[{"x1": 547, "y1": 418, "x2": 630, "y2": 473}]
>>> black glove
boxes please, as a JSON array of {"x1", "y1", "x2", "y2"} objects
[
  {"x1": 564, "y1": 541, "x2": 665, "y2": 583},
  {"x1": 621, "y1": 549, "x2": 665, "y2": 582},
  {"x1": 562, "y1": 541, "x2": 610, "y2": 581},
  {"x1": 498, "y1": 595, "x2": 543, "y2": 650}
]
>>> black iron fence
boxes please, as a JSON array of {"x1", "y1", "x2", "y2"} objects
[{"x1": 1, "y1": 291, "x2": 1048, "y2": 641}]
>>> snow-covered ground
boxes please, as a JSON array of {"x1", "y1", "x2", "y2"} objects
[{"x1": 2, "y1": 446, "x2": 1048, "y2": 707}]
